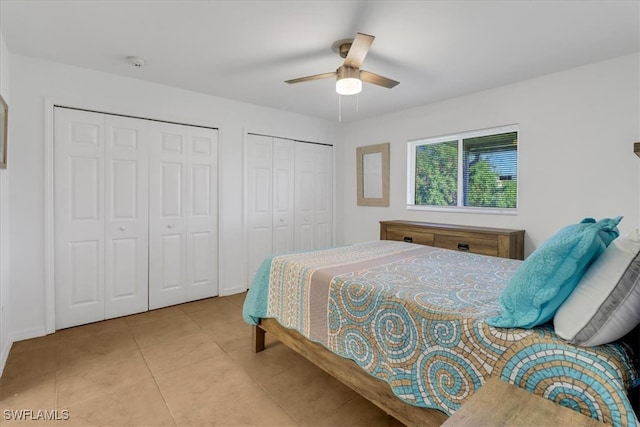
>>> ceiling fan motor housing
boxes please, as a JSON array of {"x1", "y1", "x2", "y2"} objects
[
  {"x1": 338, "y1": 42, "x2": 352, "y2": 58},
  {"x1": 337, "y1": 66, "x2": 360, "y2": 80}
]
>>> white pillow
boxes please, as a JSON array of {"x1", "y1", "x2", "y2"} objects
[{"x1": 554, "y1": 228, "x2": 640, "y2": 346}]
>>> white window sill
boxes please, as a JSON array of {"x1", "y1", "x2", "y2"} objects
[{"x1": 406, "y1": 205, "x2": 518, "y2": 216}]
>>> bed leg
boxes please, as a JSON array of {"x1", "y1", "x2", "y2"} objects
[{"x1": 253, "y1": 325, "x2": 266, "y2": 353}]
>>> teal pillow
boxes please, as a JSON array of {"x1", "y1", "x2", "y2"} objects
[{"x1": 486, "y1": 217, "x2": 622, "y2": 328}]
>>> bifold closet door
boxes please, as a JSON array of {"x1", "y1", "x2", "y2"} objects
[
  {"x1": 54, "y1": 109, "x2": 149, "y2": 329},
  {"x1": 272, "y1": 138, "x2": 295, "y2": 254},
  {"x1": 55, "y1": 107, "x2": 218, "y2": 328},
  {"x1": 245, "y1": 135, "x2": 331, "y2": 286},
  {"x1": 104, "y1": 115, "x2": 150, "y2": 319},
  {"x1": 245, "y1": 134, "x2": 274, "y2": 284},
  {"x1": 294, "y1": 143, "x2": 333, "y2": 251},
  {"x1": 148, "y1": 123, "x2": 218, "y2": 309},
  {"x1": 245, "y1": 135, "x2": 295, "y2": 284}
]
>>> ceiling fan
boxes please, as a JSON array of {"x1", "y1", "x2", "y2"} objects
[{"x1": 285, "y1": 32, "x2": 399, "y2": 95}]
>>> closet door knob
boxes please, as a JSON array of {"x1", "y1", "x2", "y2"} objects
[
  {"x1": 167, "y1": 224, "x2": 174, "y2": 229},
  {"x1": 119, "y1": 226, "x2": 127, "y2": 231}
]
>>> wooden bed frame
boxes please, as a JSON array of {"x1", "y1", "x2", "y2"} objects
[{"x1": 253, "y1": 318, "x2": 448, "y2": 426}]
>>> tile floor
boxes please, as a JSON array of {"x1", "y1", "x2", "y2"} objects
[{"x1": 0, "y1": 293, "x2": 404, "y2": 426}]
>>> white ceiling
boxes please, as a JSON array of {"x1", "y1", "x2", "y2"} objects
[{"x1": 1, "y1": 1, "x2": 638, "y2": 122}]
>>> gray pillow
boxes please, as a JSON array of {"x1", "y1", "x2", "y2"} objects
[{"x1": 554, "y1": 229, "x2": 640, "y2": 346}]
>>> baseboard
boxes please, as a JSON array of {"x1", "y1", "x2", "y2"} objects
[
  {"x1": 12, "y1": 325, "x2": 48, "y2": 342},
  {"x1": 219, "y1": 286, "x2": 248, "y2": 297}
]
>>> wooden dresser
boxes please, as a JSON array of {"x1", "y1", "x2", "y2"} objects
[{"x1": 380, "y1": 220, "x2": 525, "y2": 260}]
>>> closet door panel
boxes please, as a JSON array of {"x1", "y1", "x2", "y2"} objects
[
  {"x1": 186, "y1": 127, "x2": 218, "y2": 301},
  {"x1": 314, "y1": 144, "x2": 333, "y2": 249},
  {"x1": 104, "y1": 115, "x2": 149, "y2": 318},
  {"x1": 294, "y1": 143, "x2": 317, "y2": 252},
  {"x1": 70, "y1": 158, "x2": 101, "y2": 223},
  {"x1": 191, "y1": 164, "x2": 211, "y2": 216},
  {"x1": 109, "y1": 238, "x2": 138, "y2": 297},
  {"x1": 159, "y1": 233, "x2": 184, "y2": 287},
  {"x1": 149, "y1": 123, "x2": 188, "y2": 309},
  {"x1": 161, "y1": 163, "x2": 183, "y2": 216},
  {"x1": 190, "y1": 231, "x2": 212, "y2": 284},
  {"x1": 273, "y1": 138, "x2": 295, "y2": 254},
  {"x1": 246, "y1": 134, "x2": 273, "y2": 285},
  {"x1": 294, "y1": 143, "x2": 333, "y2": 251},
  {"x1": 68, "y1": 241, "x2": 102, "y2": 303},
  {"x1": 110, "y1": 160, "x2": 137, "y2": 218},
  {"x1": 54, "y1": 108, "x2": 106, "y2": 329}
]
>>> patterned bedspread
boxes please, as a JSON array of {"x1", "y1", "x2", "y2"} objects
[{"x1": 243, "y1": 240, "x2": 640, "y2": 426}]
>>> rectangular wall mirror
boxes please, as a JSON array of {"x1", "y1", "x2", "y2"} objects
[{"x1": 356, "y1": 142, "x2": 389, "y2": 206}]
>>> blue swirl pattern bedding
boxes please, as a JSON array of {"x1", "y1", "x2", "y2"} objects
[{"x1": 243, "y1": 240, "x2": 639, "y2": 426}]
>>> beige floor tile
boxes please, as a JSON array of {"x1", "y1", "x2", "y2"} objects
[
  {"x1": 154, "y1": 355, "x2": 246, "y2": 414},
  {"x1": 171, "y1": 390, "x2": 297, "y2": 427},
  {"x1": 156, "y1": 356, "x2": 295, "y2": 426},
  {"x1": 58, "y1": 329, "x2": 139, "y2": 372},
  {"x1": 185, "y1": 303, "x2": 244, "y2": 330},
  {"x1": 221, "y1": 292, "x2": 247, "y2": 308},
  {"x1": 124, "y1": 305, "x2": 188, "y2": 328},
  {"x1": 258, "y1": 357, "x2": 359, "y2": 424},
  {"x1": 61, "y1": 377, "x2": 175, "y2": 427},
  {"x1": 57, "y1": 318, "x2": 129, "y2": 345},
  {"x1": 0, "y1": 296, "x2": 409, "y2": 427},
  {"x1": 57, "y1": 349, "x2": 152, "y2": 407},
  {"x1": 0, "y1": 345, "x2": 58, "y2": 387},
  {"x1": 8, "y1": 333, "x2": 59, "y2": 355},
  {"x1": 130, "y1": 315, "x2": 200, "y2": 348},
  {"x1": 202, "y1": 318, "x2": 253, "y2": 353},
  {"x1": 177, "y1": 296, "x2": 230, "y2": 314},
  {"x1": 140, "y1": 331, "x2": 225, "y2": 375},
  {"x1": 303, "y1": 395, "x2": 404, "y2": 427},
  {"x1": 0, "y1": 372, "x2": 57, "y2": 414},
  {"x1": 227, "y1": 340, "x2": 306, "y2": 383}
]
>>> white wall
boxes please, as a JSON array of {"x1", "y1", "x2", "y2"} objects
[
  {"x1": 0, "y1": 33, "x2": 12, "y2": 372},
  {"x1": 8, "y1": 54, "x2": 338, "y2": 340},
  {"x1": 336, "y1": 53, "x2": 640, "y2": 255}
]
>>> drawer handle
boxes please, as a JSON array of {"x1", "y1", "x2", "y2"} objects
[
  {"x1": 457, "y1": 243, "x2": 470, "y2": 251},
  {"x1": 403, "y1": 236, "x2": 413, "y2": 243}
]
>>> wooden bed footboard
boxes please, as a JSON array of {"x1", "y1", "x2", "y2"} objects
[{"x1": 253, "y1": 319, "x2": 448, "y2": 427}]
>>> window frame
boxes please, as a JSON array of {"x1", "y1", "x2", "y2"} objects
[{"x1": 407, "y1": 124, "x2": 519, "y2": 215}]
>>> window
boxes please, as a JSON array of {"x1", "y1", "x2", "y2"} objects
[{"x1": 407, "y1": 125, "x2": 518, "y2": 212}]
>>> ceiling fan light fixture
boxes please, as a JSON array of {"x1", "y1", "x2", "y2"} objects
[{"x1": 336, "y1": 66, "x2": 362, "y2": 95}]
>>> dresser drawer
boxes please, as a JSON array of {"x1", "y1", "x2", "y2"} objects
[
  {"x1": 385, "y1": 226, "x2": 434, "y2": 246},
  {"x1": 380, "y1": 220, "x2": 525, "y2": 260},
  {"x1": 433, "y1": 234, "x2": 498, "y2": 257}
]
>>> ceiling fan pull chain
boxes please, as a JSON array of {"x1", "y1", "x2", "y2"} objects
[
  {"x1": 356, "y1": 94, "x2": 359, "y2": 113},
  {"x1": 338, "y1": 94, "x2": 342, "y2": 122}
]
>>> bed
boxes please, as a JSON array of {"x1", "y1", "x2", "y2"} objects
[{"x1": 242, "y1": 240, "x2": 640, "y2": 426}]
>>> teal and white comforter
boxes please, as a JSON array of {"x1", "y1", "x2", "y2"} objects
[{"x1": 243, "y1": 240, "x2": 639, "y2": 426}]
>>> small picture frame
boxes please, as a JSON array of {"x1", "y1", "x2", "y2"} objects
[{"x1": 0, "y1": 94, "x2": 6, "y2": 169}]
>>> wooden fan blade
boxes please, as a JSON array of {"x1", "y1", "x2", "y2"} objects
[
  {"x1": 285, "y1": 72, "x2": 337, "y2": 84},
  {"x1": 360, "y1": 70, "x2": 399, "y2": 89},
  {"x1": 344, "y1": 32, "x2": 374, "y2": 68}
]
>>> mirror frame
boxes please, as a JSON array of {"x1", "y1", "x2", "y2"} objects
[{"x1": 356, "y1": 142, "x2": 390, "y2": 207}]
